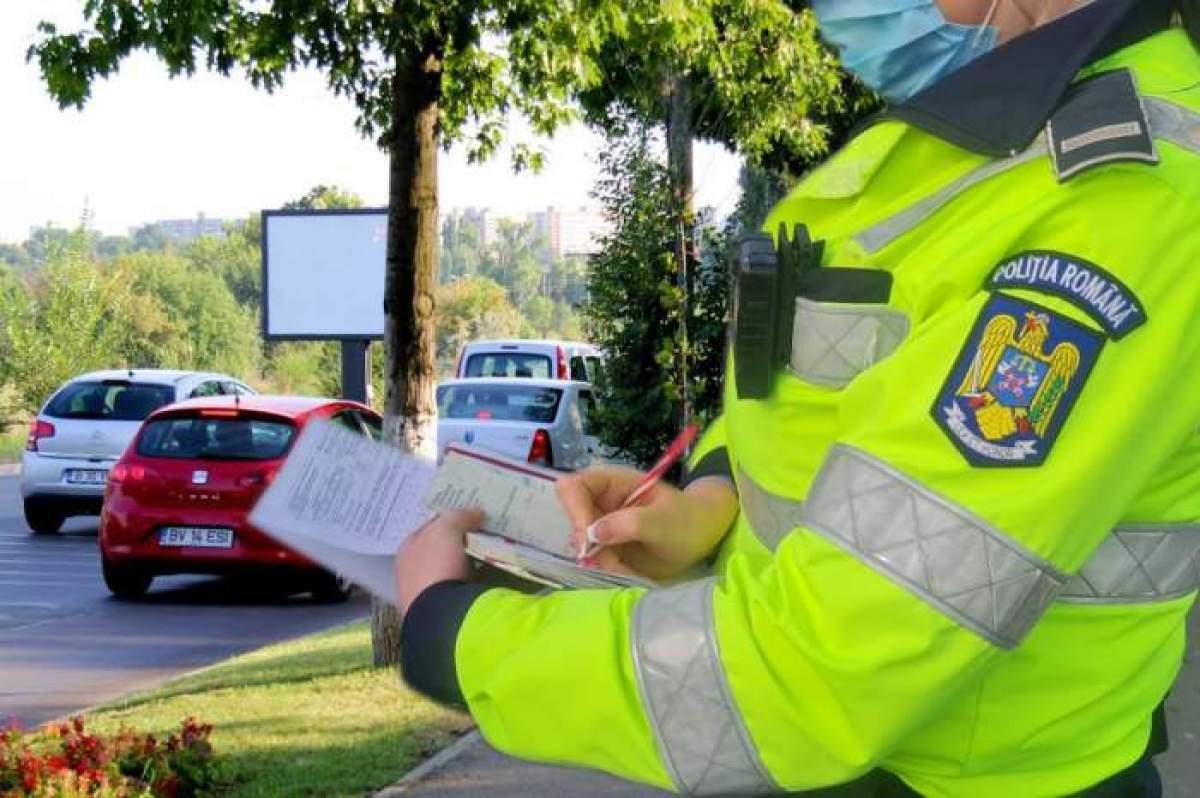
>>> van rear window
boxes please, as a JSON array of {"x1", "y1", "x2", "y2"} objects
[
  {"x1": 137, "y1": 417, "x2": 296, "y2": 460},
  {"x1": 439, "y1": 385, "x2": 562, "y2": 423},
  {"x1": 464, "y1": 353, "x2": 552, "y2": 379},
  {"x1": 45, "y1": 381, "x2": 175, "y2": 421}
]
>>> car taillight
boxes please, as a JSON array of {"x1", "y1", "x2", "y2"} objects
[
  {"x1": 528, "y1": 429, "x2": 553, "y2": 468},
  {"x1": 25, "y1": 419, "x2": 55, "y2": 452},
  {"x1": 109, "y1": 463, "x2": 147, "y2": 484},
  {"x1": 556, "y1": 346, "x2": 568, "y2": 379}
]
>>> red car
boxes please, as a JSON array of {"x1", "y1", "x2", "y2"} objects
[{"x1": 99, "y1": 395, "x2": 381, "y2": 601}]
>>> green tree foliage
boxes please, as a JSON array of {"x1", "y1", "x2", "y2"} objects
[
  {"x1": 185, "y1": 223, "x2": 260, "y2": 308},
  {"x1": 122, "y1": 252, "x2": 262, "y2": 378},
  {"x1": 435, "y1": 276, "x2": 524, "y2": 375},
  {"x1": 585, "y1": 126, "x2": 720, "y2": 467},
  {"x1": 284, "y1": 185, "x2": 365, "y2": 212},
  {"x1": 2, "y1": 235, "x2": 139, "y2": 414},
  {"x1": 268, "y1": 341, "x2": 342, "y2": 398},
  {"x1": 576, "y1": 1, "x2": 876, "y2": 177},
  {"x1": 0, "y1": 240, "x2": 265, "y2": 419}
]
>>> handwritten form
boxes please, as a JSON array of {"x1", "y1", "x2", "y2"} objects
[
  {"x1": 425, "y1": 449, "x2": 575, "y2": 558},
  {"x1": 251, "y1": 418, "x2": 436, "y2": 556},
  {"x1": 249, "y1": 420, "x2": 649, "y2": 602}
]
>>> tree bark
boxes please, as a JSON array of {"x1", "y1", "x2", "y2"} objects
[
  {"x1": 373, "y1": 40, "x2": 444, "y2": 667},
  {"x1": 665, "y1": 70, "x2": 695, "y2": 436}
]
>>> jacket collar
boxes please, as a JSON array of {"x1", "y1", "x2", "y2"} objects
[{"x1": 888, "y1": 0, "x2": 1174, "y2": 157}]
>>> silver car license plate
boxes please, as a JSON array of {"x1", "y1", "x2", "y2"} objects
[
  {"x1": 63, "y1": 468, "x2": 109, "y2": 485},
  {"x1": 158, "y1": 527, "x2": 234, "y2": 549}
]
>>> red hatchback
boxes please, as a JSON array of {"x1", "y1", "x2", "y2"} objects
[{"x1": 99, "y1": 396, "x2": 381, "y2": 601}]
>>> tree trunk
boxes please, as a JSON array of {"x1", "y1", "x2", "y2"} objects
[
  {"x1": 665, "y1": 70, "x2": 695, "y2": 437},
  {"x1": 373, "y1": 40, "x2": 444, "y2": 668}
]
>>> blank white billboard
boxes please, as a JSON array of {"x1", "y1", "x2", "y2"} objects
[{"x1": 262, "y1": 209, "x2": 387, "y2": 339}]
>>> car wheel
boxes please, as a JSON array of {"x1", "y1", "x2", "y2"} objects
[
  {"x1": 23, "y1": 499, "x2": 64, "y2": 535},
  {"x1": 101, "y1": 557, "x2": 153, "y2": 599},
  {"x1": 310, "y1": 570, "x2": 353, "y2": 604}
]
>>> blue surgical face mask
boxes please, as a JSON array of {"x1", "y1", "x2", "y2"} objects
[{"x1": 810, "y1": 0, "x2": 999, "y2": 104}]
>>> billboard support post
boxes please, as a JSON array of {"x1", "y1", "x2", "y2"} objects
[{"x1": 341, "y1": 339, "x2": 371, "y2": 404}]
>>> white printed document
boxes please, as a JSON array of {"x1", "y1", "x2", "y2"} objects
[{"x1": 248, "y1": 420, "x2": 651, "y2": 606}]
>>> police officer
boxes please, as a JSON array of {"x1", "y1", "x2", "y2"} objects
[{"x1": 396, "y1": 1, "x2": 1200, "y2": 794}]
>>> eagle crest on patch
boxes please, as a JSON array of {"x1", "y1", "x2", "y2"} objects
[{"x1": 933, "y1": 294, "x2": 1103, "y2": 467}]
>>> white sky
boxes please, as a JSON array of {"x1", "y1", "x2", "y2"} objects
[{"x1": 0, "y1": 2, "x2": 743, "y2": 244}]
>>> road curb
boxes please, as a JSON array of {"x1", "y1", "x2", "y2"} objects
[
  {"x1": 0, "y1": 464, "x2": 20, "y2": 477},
  {"x1": 374, "y1": 729, "x2": 481, "y2": 796}
]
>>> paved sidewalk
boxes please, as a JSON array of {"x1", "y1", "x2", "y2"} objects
[
  {"x1": 384, "y1": 732, "x2": 669, "y2": 797},
  {"x1": 392, "y1": 607, "x2": 1199, "y2": 797}
]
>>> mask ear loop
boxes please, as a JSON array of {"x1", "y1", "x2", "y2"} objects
[{"x1": 971, "y1": 0, "x2": 1001, "y2": 47}]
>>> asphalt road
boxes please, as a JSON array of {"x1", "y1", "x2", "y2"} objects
[{"x1": 0, "y1": 474, "x2": 369, "y2": 727}]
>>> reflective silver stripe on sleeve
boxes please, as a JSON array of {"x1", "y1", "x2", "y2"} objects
[
  {"x1": 853, "y1": 98, "x2": 1200, "y2": 254},
  {"x1": 736, "y1": 466, "x2": 803, "y2": 552},
  {"x1": 799, "y1": 445, "x2": 1067, "y2": 649},
  {"x1": 789, "y1": 297, "x2": 911, "y2": 388},
  {"x1": 738, "y1": 467, "x2": 1200, "y2": 606},
  {"x1": 631, "y1": 579, "x2": 777, "y2": 796},
  {"x1": 1060, "y1": 525, "x2": 1200, "y2": 603}
]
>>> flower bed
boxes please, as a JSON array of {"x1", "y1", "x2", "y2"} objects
[{"x1": 0, "y1": 716, "x2": 218, "y2": 798}]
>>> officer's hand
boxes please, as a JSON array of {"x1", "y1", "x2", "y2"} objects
[
  {"x1": 556, "y1": 467, "x2": 738, "y2": 581},
  {"x1": 395, "y1": 508, "x2": 483, "y2": 616}
]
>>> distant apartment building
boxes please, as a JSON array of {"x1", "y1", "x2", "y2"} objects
[
  {"x1": 147, "y1": 215, "x2": 229, "y2": 244},
  {"x1": 530, "y1": 206, "x2": 609, "y2": 260},
  {"x1": 459, "y1": 207, "x2": 499, "y2": 247}
]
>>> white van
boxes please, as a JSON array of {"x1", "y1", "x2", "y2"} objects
[{"x1": 454, "y1": 340, "x2": 604, "y2": 384}]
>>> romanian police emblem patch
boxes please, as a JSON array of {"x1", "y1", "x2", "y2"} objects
[{"x1": 932, "y1": 294, "x2": 1104, "y2": 467}]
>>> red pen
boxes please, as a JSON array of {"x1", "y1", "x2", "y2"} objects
[{"x1": 578, "y1": 423, "x2": 700, "y2": 562}]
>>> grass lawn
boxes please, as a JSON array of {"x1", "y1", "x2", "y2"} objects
[
  {"x1": 87, "y1": 620, "x2": 471, "y2": 797},
  {"x1": 0, "y1": 428, "x2": 23, "y2": 464}
]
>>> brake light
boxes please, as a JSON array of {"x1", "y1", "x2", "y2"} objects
[
  {"x1": 556, "y1": 346, "x2": 567, "y2": 379},
  {"x1": 528, "y1": 429, "x2": 553, "y2": 467},
  {"x1": 109, "y1": 463, "x2": 147, "y2": 483},
  {"x1": 200, "y1": 409, "x2": 239, "y2": 418},
  {"x1": 25, "y1": 419, "x2": 55, "y2": 452}
]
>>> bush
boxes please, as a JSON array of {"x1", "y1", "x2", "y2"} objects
[{"x1": 0, "y1": 716, "x2": 218, "y2": 798}]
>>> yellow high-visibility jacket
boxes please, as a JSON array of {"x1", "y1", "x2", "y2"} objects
[{"x1": 401, "y1": 14, "x2": 1200, "y2": 798}]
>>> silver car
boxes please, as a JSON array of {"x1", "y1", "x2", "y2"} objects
[
  {"x1": 436, "y1": 378, "x2": 601, "y2": 471},
  {"x1": 20, "y1": 369, "x2": 256, "y2": 534}
]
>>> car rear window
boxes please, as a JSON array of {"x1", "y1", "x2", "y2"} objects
[
  {"x1": 439, "y1": 385, "x2": 562, "y2": 423},
  {"x1": 464, "y1": 353, "x2": 552, "y2": 379},
  {"x1": 45, "y1": 381, "x2": 175, "y2": 421},
  {"x1": 136, "y1": 416, "x2": 296, "y2": 460}
]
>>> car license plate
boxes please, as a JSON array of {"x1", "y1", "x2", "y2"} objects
[
  {"x1": 158, "y1": 527, "x2": 234, "y2": 549},
  {"x1": 63, "y1": 469, "x2": 109, "y2": 485}
]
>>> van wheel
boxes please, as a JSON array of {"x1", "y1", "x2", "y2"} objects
[
  {"x1": 102, "y1": 557, "x2": 152, "y2": 599},
  {"x1": 23, "y1": 499, "x2": 64, "y2": 535},
  {"x1": 310, "y1": 570, "x2": 353, "y2": 603}
]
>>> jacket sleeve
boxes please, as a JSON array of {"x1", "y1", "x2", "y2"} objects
[
  {"x1": 412, "y1": 179, "x2": 1200, "y2": 794},
  {"x1": 682, "y1": 415, "x2": 733, "y2": 488}
]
